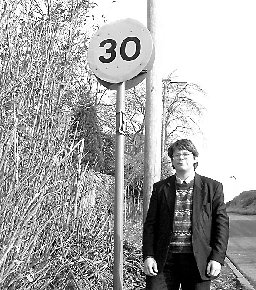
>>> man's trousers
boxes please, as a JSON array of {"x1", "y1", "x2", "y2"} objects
[{"x1": 146, "y1": 252, "x2": 211, "y2": 290}]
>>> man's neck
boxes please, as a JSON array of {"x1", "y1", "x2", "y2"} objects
[{"x1": 176, "y1": 169, "x2": 195, "y2": 181}]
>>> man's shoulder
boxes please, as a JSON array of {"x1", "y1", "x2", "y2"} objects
[
  {"x1": 153, "y1": 175, "x2": 175, "y2": 189},
  {"x1": 197, "y1": 174, "x2": 222, "y2": 186}
]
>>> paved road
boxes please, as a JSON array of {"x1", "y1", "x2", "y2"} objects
[{"x1": 227, "y1": 213, "x2": 256, "y2": 288}]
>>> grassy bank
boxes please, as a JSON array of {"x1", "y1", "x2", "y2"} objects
[{"x1": 226, "y1": 190, "x2": 256, "y2": 215}]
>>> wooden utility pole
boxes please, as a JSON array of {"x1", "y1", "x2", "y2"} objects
[{"x1": 143, "y1": 0, "x2": 163, "y2": 222}]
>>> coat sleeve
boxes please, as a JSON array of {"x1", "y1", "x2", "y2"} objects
[
  {"x1": 142, "y1": 183, "x2": 159, "y2": 261},
  {"x1": 210, "y1": 182, "x2": 229, "y2": 264}
]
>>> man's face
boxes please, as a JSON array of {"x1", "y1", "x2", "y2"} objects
[{"x1": 172, "y1": 149, "x2": 197, "y2": 172}]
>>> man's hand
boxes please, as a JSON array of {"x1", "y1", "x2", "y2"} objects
[
  {"x1": 206, "y1": 260, "x2": 221, "y2": 277},
  {"x1": 144, "y1": 257, "x2": 158, "y2": 276}
]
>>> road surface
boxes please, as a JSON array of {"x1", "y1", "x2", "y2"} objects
[{"x1": 227, "y1": 213, "x2": 256, "y2": 288}]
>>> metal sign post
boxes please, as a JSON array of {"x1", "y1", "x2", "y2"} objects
[
  {"x1": 87, "y1": 18, "x2": 154, "y2": 290},
  {"x1": 114, "y1": 82, "x2": 126, "y2": 289}
]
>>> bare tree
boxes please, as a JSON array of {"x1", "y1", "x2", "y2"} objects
[{"x1": 162, "y1": 77, "x2": 206, "y2": 150}]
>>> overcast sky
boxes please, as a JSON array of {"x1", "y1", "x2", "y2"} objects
[{"x1": 93, "y1": 0, "x2": 256, "y2": 201}]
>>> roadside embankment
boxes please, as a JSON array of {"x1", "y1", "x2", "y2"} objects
[{"x1": 226, "y1": 256, "x2": 255, "y2": 290}]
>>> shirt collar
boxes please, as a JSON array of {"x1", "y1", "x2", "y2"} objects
[{"x1": 176, "y1": 172, "x2": 195, "y2": 184}]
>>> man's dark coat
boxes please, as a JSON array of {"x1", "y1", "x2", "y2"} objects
[{"x1": 143, "y1": 173, "x2": 229, "y2": 280}]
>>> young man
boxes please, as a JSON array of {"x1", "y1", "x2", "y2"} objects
[{"x1": 143, "y1": 139, "x2": 229, "y2": 290}]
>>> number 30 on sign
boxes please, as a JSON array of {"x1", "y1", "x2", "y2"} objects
[{"x1": 88, "y1": 18, "x2": 154, "y2": 84}]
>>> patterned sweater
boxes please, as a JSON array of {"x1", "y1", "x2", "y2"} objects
[{"x1": 169, "y1": 180, "x2": 194, "y2": 253}]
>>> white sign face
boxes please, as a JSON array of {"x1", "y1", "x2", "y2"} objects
[{"x1": 88, "y1": 18, "x2": 154, "y2": 84}]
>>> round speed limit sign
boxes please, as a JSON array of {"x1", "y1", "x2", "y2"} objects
[{"x1": 88, "y1": 18, "x2": 154, "y2": 84}]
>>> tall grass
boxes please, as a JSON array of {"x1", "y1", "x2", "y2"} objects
[
  {"x1": 0, "y1": 1, "x2": 109, "y2": 289},
  {"x1": 0, "y1": 105, "x2": 143, "y2": 289},
  {"x1": 0, "y1": 132, "x2": 114, "y2": 289}
]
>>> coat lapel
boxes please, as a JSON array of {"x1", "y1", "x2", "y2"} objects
[
  {"x1": 192, "y1": 173, "x2": 206, "y2": 227},
  {"x1": 163, "y1": 175, "x2": 176, "y2": 215}
]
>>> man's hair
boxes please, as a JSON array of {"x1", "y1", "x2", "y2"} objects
[{"x1": 168, "y1": 139, "x2": 199, "y2": 169}]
